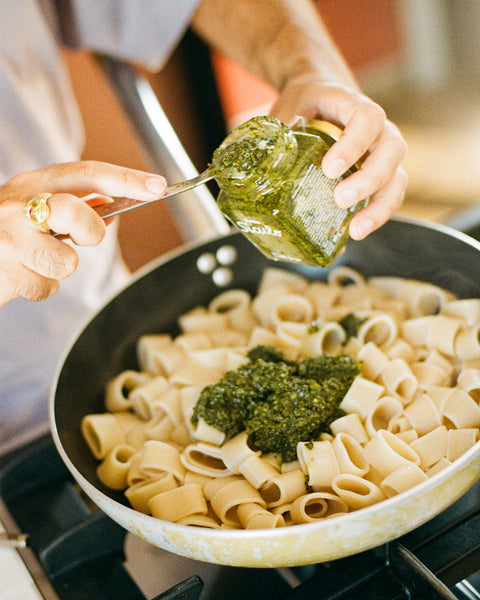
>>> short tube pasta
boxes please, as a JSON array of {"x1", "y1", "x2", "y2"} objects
[
  {"x1": 270, "y1": 294, "x2": 314, "y2": 326},
  {"x1": 181, "y1": 442, "x2": 231, "y2": 478},
  {"x1": 327, "y1": 265, "x2": 365, "y2": 287},
  {"x1": 329, "y1": 413, "x2": 369, "y2": 444},
  {"x1": 442, "y1": 299, "x2": 480, "y2": 326},
  {"x1": 331, "y1": 433, "x2": 369, "y2": 476},
  {"x1": 193, "y1": 418, "x2": 226, "y2": 446},
  {"x1": 332, "y1": 474, "x2": 385, "y2": 509},
  {"x1": 442, "y1": 390, "x2": 480, "y2": 429},
  {"x1": 178, "y1": 310, "x2": 228, "y2": 334},
  {"x1": 238, "y1": 454, "x2": 279, "y2": 489},
  {"x1": 208, "y1": 289, "x2": 256, "y2": 334},
  {"x1": 403, "y1": 393, "x2": 442, "y2": 436},
  {"x1": 237, "y1": 502, "x2": 285, "y2": 529},
  {"x1": 363, "y1": 430, "x2": 420, "y2": 477},
  {"x1": 290, "y1": 492, "x2": 348, "y2": 523},
  {"x1": 136, "y1": 334, "x2": 172, "y2": 373},
  {"x1": 339, "y1": 376, "x2": 384, "y2": 419},
  {"x1": 257, "y1": 267, "x2": 308, "y2": 295},
  {"x1": 426, "y1": 316, "x2": 464, "y2": 356},
  {"x1": 138, "y1": 440, "x2": 187, "y2": 483},
  {"x1": 297, "y1": 441, "x2": 340, "y2": 490},
  {"x1": 380, "y1": 464, "x2": 428, "y2": 498},
  {"x1": 457, "y1": 368, "x2": 480, "y2": 402},
  {"x1": 104, "y1": 370, "x2": 151, "y2": 412},
  {"x1": 446, "y1": 429, "x2": 479, "y2": 462},
  {"x1": 455, "y1": 324, "x2": 480, "y2": 362},
  {"x1": 409, "y1": 426, "x2": 447, "y2": 469},
  {"x1": 81, "y1": 266, "x2": 480, "y2": 532},
  {"x1": 221, "y1": 432, "x2": 260, "y2": 472},
  {"x1": 301, "y1": 322, "x2": 346, "y2": 356},
  {"x1": 378, "y1": 359, "x2": 417, "y2": 402},
  {"x1": 356, "y1": 342, "x2": 389, "y2": 381},
  {"x1": 96, "y1": 444, "x2": 136, "y2": 490},
  {"x1": 410, "y1": 361, "x2": 449, "y2": 389},
  {"x1": 209, "y1": 478, "x2": 266, "y2": 528},
  {"x1": 260, "y1": 469, "x2": 307, "y2": 507},
  {"x1": 129, "y1": 378, "x2": 175, "y2": 421},
  {"x1": 149, "y1": 483, "x2": 208, "y2": 522},
  {"x1": 125, "y1": 474, "x2": 178, "y2": 514},
  {"x1": 81, "y1": 414, "x2": 126, "y2": 460},
  {"x1": 356, "y1": 313, "x2": 398, "y2": 347},
  {"x1": 364, "y1": 396, "x2": 403, "y2": 439}
]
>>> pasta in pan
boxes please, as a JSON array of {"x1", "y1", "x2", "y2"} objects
[{"x1": 82, "y1": 267, "x2": 480, "y2": 530}]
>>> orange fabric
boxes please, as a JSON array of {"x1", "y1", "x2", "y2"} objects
[{"x1": 210, "y1": 51, "x2": 277, "y2": 126}]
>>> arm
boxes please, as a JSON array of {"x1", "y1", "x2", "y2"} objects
[
  {"x1": 191, "y1": 0, "x2": 408, "y2": 240},
  {"x1": 192, "y1": 0, "x2": 358, "y2": 91}
]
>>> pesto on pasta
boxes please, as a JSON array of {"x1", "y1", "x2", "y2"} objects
[{"x1": 81, "y1": 266, "x2": 480, "y2": 530}]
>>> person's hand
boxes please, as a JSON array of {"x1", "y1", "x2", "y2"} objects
[
  {"x1": 0, "y1": 161, "x2": 167, "y2": 307},
  {"x1": 270, "y1": 80, "x2": 408, "y2": 240}
]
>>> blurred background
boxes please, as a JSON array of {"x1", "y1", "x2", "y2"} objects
[{"x1": 60, "y1": 0, "x2": 480, "y2": 270}]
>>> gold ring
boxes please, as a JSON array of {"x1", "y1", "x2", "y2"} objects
[{"x1": 23, "y1": 193, "x2": 53, "y2": 232}]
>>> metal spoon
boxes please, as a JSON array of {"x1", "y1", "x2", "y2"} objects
[
  {"x1": 0, "y1": 532, "x2": 29, "y2": 548},
  {"x1": 92, "y1": 169, "x2": 217, "y2": 219},
  {"x1": 92, "y1": 116, "x2": 298, "y2": 220}
]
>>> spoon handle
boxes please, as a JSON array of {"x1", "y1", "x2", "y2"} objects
[
  {"x1": 0, "y1": 532, "x2": 29, "y2": 548},
  {"x1": 94, "y1": 170, "x2": 214, "y2": 219}
]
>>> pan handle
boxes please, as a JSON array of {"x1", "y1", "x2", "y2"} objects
[{"x1": 96, "y1": 55, "x2": 231, "y2": 243}]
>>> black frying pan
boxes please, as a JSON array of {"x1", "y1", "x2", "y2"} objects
[{"x1": 50, "y1": 217, "x2": 480, "y2": 567}]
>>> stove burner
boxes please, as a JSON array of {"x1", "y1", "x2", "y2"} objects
[{"x1": 0, "y1": 435, "x2": 479, "y2": 600}]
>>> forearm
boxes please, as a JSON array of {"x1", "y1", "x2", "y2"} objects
[{"x1": 191, "y1": 0, "x2": 359, "y2": 92}]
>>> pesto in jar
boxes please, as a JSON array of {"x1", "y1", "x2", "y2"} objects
[
  {"x1": 213, "y1": 116, "x2": 368, "y2": 267},
  {"x1": 191, "y1": 345, "x2": 360, "y2": 462},
  {"x1": 211, "y1": 115, "x2": 297, "y2": 198}
]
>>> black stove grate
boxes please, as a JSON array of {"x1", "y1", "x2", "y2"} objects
[{"x1": 0, "y1": 435, "x2": 479, "y2": 600}]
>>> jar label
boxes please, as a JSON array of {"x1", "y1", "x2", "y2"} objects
[{"x1": 292, "y1": 164, "x2": 351, "y2": 254}]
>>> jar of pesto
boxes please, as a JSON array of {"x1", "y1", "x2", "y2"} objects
[{"x1": 215, "y1": 116, "x2": 368, "y2": 268}]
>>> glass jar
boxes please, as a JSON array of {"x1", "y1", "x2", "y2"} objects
[{"x1": 215, "y1": 116, "x2": 368, "y2": 268}]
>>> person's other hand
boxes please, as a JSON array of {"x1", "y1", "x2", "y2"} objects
[
  {"x1": 0, "y1": 161, "x2": 166, "y2": 306},
  {"x1": 271, "y1": 80, "x2": 408, "y2": 240}
]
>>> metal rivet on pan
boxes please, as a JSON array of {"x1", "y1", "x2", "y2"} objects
[
  {"x1": 212, "y1": 267, "x2": 234, "y2": 287},
  {"x1": 216, "y1": 245, "x2": 238, "y2": 266},
  {"x1": 196, "y1": 252, "x2": 217, "y2": 274}
]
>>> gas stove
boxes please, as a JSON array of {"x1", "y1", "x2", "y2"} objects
[{"x1": 1, "y1": 433, "x2": 480, "y2": 600}]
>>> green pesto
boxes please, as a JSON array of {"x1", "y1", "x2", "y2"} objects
[
  {"x1": 307, "y1": 320, "x2": 321, "y2": 334},
  {"x1": 191, "y1": 345, "x2": 360, "y2": 462},
  {"x1": 211, "y1": 116, "x2": 297, "y2": 198},
  {"x1": 213, "y1": 137, "x2": 270, "y2": 179},
  {"x1": 338, "y1": 312, "x2": 368, "y2": 343},
  {"x1": 246, "y1": 344, "x2": 287, "y2": 364}
]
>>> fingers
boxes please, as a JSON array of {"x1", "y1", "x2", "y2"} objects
[
  {"x1": 315, "y1": 95, "x2": 407, "y2": 235},
  {"x1": 348, "y1": 167, "x2": 409, "y2": 240},
  {"x1": 44, "y1": 193, "x2": 109, "y2": 245},
  {"x1": 0, "y1": 264, "x2": 59, "y2": 307},
  {"x1": 325, "y1": 120, "x2": 407, "y2": 209},
  {"x1": 327, "y1": 119, "x2": 408, "y2": 240},
  {"x1": 271, "y1": 80, "x2": 408, "y2": 238},
  {"x1": 0, "y1": 160, "x2": 168, "y2": 306},
  {"x1": 17, "y1": 161, "x2": 167, "y2": 200},
  {"x1": 321, "y1": 99, "x2": 390, "y2": 178},
  {"x1": 16, "y1": 228, "x2": 80, "y2": 280}
]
